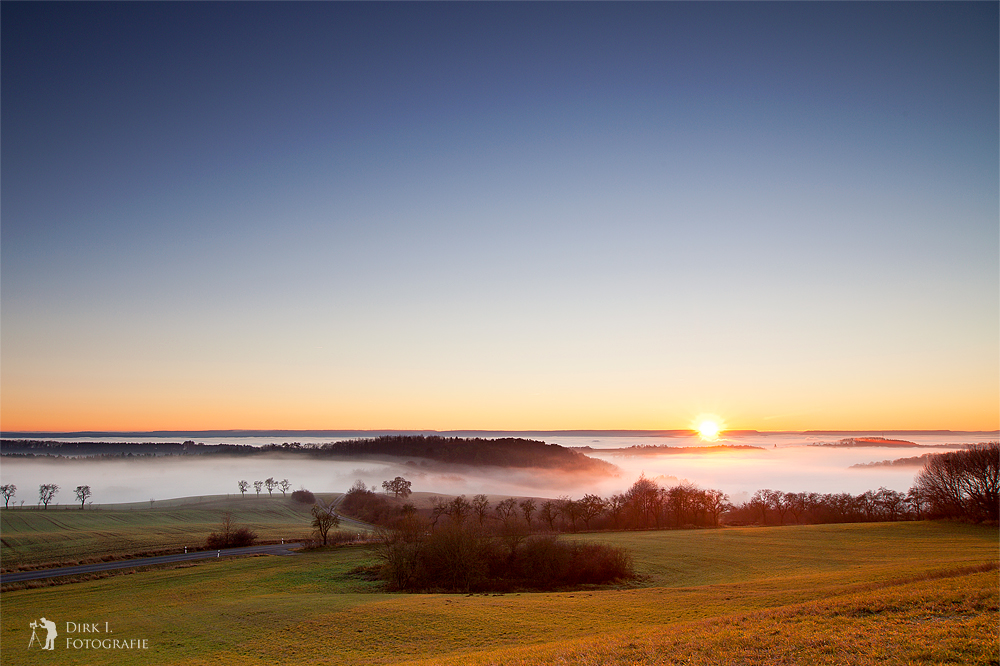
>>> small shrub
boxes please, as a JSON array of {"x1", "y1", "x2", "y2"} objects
[
  {"x1": 205, "y1": 512, "x2": 258, "y2": 549},
  {"x1": 327, "y1": 530, "x2": 364, "y2": 545},
  {"x1": 291, "y1": 489, "x2": 316, "y2": 504}
]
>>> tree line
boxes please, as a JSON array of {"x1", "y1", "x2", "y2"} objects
[
  {"x1": 237, "y1": 478, "x2": 291, "y2": 497},
  {"x1": 1, "y1": 483, "x2": 93, "y2": 509},
  {"x1": 733, "y1": 443, "x2": 997, "y2": 525},
  {"x1": 338, "y1": 443, "x2": 997, "y2": 536}
]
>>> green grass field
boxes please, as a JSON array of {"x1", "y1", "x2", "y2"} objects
[
  {"x1": 0, "y1": 494, "x2": 350, "y2": 569},
  {"x1": 1, "y1": 512, "x2": 996, "y2": 666}
]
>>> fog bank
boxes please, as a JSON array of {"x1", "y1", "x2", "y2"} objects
[{"x1": 1, "y1": 433, "x2": 988, "y2": 506}]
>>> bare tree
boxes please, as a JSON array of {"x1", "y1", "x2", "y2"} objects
[
  {"x1": 857, "y1": 490, "x2": 878, "y2": 522},
  {"x1": 748, "y1": 489, "x2": 771, "y2": 525},
  {"x1": 494, "y1": 497, "x2": 518, "y2": 524},
  {"x1": 265, "y1": 477, "x2": 277, "y2": 496},
  {"x1": 371, "y1": 515, "x2": 426, "y2": 589},
  {"x1": 1, "y1": 484, "x2": 15, "y2": 508},
  {"x1": 446, "y1": 495, "x2": 472, "y2": 525},
  {"x1": 765, "y1": 489, "x2": 789, "y2": 525},
  {"x1": 915, "y1": 442, "x2": 999, "y2": 522},
  {"x1": 74, "y1": 485, "x2": 92, "y2": 509},
  {"x1": 429, "y1": 496, "x2": 449, "y2": 529},
  {"x1": 559, "y1": 497, "x2": 581, "y2": 531},
  {"x1": 784, "y1": 492, "x2": 807, "y2": 524},
  {"x1": 605, "y1": 493, "x2": 626, "y2": 528},
  {"x1": 279, "y1": 479, "x2": 291, "y2": 496},
  {"x1": 472, "y1": 494, "x2": 490, "y2": 524},
  {"x1": 206, "y1": 511, "x2": 257, "y2": 548},
  {"x1": 579, "y1": 494, "x2": 606, "y2": 529},
  {"x1": 519, "y1": 498, "x2": 536, "y2": 527},
  {"x1": 906, "y1": 486, "x2": 927, "y2": 520},
  {"x1": 625, "y1": 476, "x2": 662, "y2": 529},
  {"x1": 539, "y1": 500, "x2": 559, "y2": 531},
  {"x1": 39, "y1": 484, "x2": 59, "y2": 509},
  {"x1": 217, "y1": 511, "x2": 234, "y2": 545},
  {"x1": 702, "y1": 489, "x2": 731, "y2": 527},
  {"x1": 238, "y1": 480, "x2": 249, "y2": 496},
  {"x1": 253, "y1": 480, "x2": 263, "y2": 496},
  {"x1": 311, "y1": 505, "x2": 340, "y2": 545}
]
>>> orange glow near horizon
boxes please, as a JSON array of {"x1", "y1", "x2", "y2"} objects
[
  {"x1": 2, "y1": 366, "x2": 998, "y2": 434},
  {"x1": 2, "y1": 400, "x2": 998, "y2": 434}
]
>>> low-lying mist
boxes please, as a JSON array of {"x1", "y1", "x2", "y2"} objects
[{"x1": 0, "y1": 433, "x2": 988, "y2": 507}]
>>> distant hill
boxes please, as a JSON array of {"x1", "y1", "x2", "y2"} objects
[
  {"x1": 313, "y1": 435, "x2": 618, "y2": 474},
  {"x1": 850, "y1": 453, "x2": 937, "y2": 469},
  {"x1": 0, "y1": 435, "x2": 618, "y2": 476},
  {"x1": 810, "y1": 437, "x2": 919, "y2": 448}
]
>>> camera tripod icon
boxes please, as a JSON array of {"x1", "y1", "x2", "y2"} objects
[{"x1": 28, "y1": 617, "x2": 58, "y2": 650}]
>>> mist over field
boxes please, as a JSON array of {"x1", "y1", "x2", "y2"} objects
[{"x1": 1, "y1": 433, "x2": 989, "y2": 506}]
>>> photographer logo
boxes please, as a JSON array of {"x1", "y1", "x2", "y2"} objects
[
  {"x1": 27, "y1": 617, "x2": 58, "y2": 650},
  {"x1": 27, "y1": 616, "x2": 149, "y2": 652}
]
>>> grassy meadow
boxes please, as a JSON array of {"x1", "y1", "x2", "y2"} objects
[
  {"x1": 1, "y1": 506, "x2": 996, "y2": 666},
  {"x1": 0, "y1": 494, "x2": 347, "y2": 569}
]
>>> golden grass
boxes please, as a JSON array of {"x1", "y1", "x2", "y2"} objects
[{"x1": 1, "y1": 521, "x2": 996, "y2": 665}]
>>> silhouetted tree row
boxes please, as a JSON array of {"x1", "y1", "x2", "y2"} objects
[
  {"x1": 728, "y1": 487, "x2": 916, "y2": 525},
  {"x1": 913, "y1": 442, "x2": 998, "y2": 523},
  {"x1": 235, "y1": 477, "x2": 293, "y2": 497},
  {"x1": 850, "y1": 454, "x2": 936, "y2": 468},
  {"x1": 0, "y1": 440, "x2": 209, "y2": 456},
  {"x1": 337, "y1": 477, "x2": 732, "y2": 535},
  {"x1": 730, "y1": 443, "x2": 998, "y2": 526}
]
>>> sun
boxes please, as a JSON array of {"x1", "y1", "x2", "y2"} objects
[
  {"x1": 693, "y1": 415, "x2": 725, "y2": 441},
  {"x1": 697, "y1": 420, "x2": 720, "y2": 440}
]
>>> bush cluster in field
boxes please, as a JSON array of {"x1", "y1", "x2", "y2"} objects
[
  {"x1": 373, "y1": 515, "x2": 634, "y2": 592},
  {"x1": 205, "y1": 512, "x2": 257, "y2": 548},
  {"x1": 341, "y1": 472, "x2": 639, "y2": 593}
]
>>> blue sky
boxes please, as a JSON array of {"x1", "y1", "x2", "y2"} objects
[{"x1": 2, "y1": 3, "x2": 997, "y2": 431}]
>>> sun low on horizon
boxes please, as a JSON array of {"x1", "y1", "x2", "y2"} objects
[{"x1": 694, "y1": 415, "x2": 726, "y2": 442}]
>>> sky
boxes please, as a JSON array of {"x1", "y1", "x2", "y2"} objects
[{"x1": 2, "y1": 3, "x2": 998, "y2": 433}]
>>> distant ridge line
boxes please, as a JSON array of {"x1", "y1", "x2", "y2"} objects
[{"x1": 0, "y1": 429, "x2": 717, "y2": 439}]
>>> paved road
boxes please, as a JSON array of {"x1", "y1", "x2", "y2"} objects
[{"x1": 1, "y1": 542, "x2": 304, "y2": 584}]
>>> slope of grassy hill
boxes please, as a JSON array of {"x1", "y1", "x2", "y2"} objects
[
  {"x1": 0, "y1": 494, "x2": 348, "y2": 569},
  {"x1": 1, "y1": 521, "x2": 995, "y2": 665}
]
